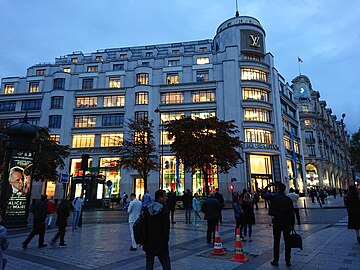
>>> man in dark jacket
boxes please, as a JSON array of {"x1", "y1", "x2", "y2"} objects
[
  {"x1": 268, "y1": 183, "x2": 295, "y2": 267},
  {"x1": 143, "y1": 189, "x2": 171, "y2": 270},
  {"x1": 49, "y1": 199, "x2": 70, "y2": 247},
  {"x1": 214, "y1": 188, "x2": 225, "y2": 223},
  {"x1": 201, "y1": 193, "x2": 221, "y2": 244},
  {"x1": 182, "y1": 189, "x2": 192, "y2": 224},
  {"x1": 22, "y1": 194, "x2": 48, "y2": 249},
  {"x1": 167, "y1": 189, "x2": 176, "y2": 224}
]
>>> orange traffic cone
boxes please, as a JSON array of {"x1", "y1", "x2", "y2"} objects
[
  {"x1": 231, "y1": 228, "x2": 248, "y2": 263},
  {"x1": 212, "y1": 225, "x2": 226, "y2": 255}
]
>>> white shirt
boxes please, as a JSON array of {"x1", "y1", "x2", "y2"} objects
[
  {"x1": 287, "y1": 192, "x2": 299, "y2": 208},
  {"x1": 127, "y1": 198, "x2": 142, "y2": 223}
]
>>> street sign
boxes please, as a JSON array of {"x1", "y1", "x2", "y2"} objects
[{"x1": 60, "y1": 173, "x2": 69, "y2": 183}]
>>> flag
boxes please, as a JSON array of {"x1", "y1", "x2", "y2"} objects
[{"x1": 298, "y1": 57, "x2": 303, "y2": 63}]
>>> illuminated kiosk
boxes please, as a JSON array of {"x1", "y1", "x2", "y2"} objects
[{"x1": 1, "y1": 117, "x2": 38, "y2": 228}]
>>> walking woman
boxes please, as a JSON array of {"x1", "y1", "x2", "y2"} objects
[
  {"x1": 242, "y1": 192, "x2": 255, "y2": 242},
  {"x1": 232, "y1": 193, "x2": 244, "y2": 238},
  {"x1": 345, "y1": 186, "x2": 360, "y2": 244},
  {"x1": 192, "y1": 193, "x2": 201, "y2": 227}
]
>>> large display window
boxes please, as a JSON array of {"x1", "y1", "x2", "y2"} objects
[
  {"x1": 161, "y1": 156, "x2": 184, "y2": 195},
  {"x1": 192, "y1": 165, "x2": 218, "y2": 196},
  {"x1": 99, "y1": 157, "x2": 121, "y2": 198}
]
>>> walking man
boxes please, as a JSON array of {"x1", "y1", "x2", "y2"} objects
[
  {"x1": 201, "y1": 193, "x2": 221, "y2": 244},
  {"x1": 214, "y1": 188, "x2": 225, "y2": 223},
  {"x1": 128, "y1": 193, "x2": 142, "y2": 251},
  {"x1": 72, "y1": 196, "x2": 84, "y2": 231},
  {"x1": 183, "y1": 189, "x2": 192, "y2": 224},
  {"x1": 167, "y1": 189, "x2": 176, "y2": 224},
  {"x1": 49, "y1": 199, "x2": 70, "y2": 247},
  {"x1": 143, "y1": 189, "x2": 171, "y2": 270},
  {"x1": 269, "y1": 183, "x2": 295, "y2": 267},
  {"x1": 287, "y1": 188, "x2": 301, "y2": 225},
  {"x1": 23, "y1": 194, "x2": 48, "y2": 249}
]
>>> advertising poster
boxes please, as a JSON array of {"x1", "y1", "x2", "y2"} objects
[{"x1": 6, "y1": 149, "x2": 34, "y2": 216}]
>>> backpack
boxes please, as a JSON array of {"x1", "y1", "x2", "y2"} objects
[{"x1": 133, "y1": 209, "x2": 147, "y2": 245}]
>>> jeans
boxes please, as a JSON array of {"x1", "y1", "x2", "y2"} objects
[
  {"x1": 235, "y1": 216, "x2": 243, "y2": 235},
  {"x1": 73, "y1": 211, "x2": 81, "y2": 230},
  {"x1": 194, "y1": 211, "x2": 199, "y2": 225},
  {"x1": 23, "y1": 221, "x2": 45, "y2": 247},
  {"x1": 146, "y1": 249, "x2": 171, "y2": 270},
  {"x1": 206, "y1": 218, "x2": 218, "y2": 243},
  {"x1": 51, "y1": 226, "x2": 66, "y2": 245},
  {"x1": 243, "y1": 224, "x2": 253, "y2": 237},
  {"x1": 273, "y1": 223, "x2": 291, "y2": 263},
  {"x1": 185, "y1": 207, "x2": 191, "y2": 223}
]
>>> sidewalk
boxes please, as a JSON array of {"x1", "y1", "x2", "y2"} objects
[
  {"x1": 3, "y1": 208, "x2": 357, "y2": 270},
  {"x1": 298, "y1": 195, "x2": 345, "y2": 209}
]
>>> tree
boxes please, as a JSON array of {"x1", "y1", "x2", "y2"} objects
[
  {"x1": 116, "y1": 117, "x2": 158, "y2": 192},
  {"x1": 349, "y1": 128, "x2": 360, "y2": 172},
  {"x1": 166, "y1": 116, "x2": 243, "y2": 195}
]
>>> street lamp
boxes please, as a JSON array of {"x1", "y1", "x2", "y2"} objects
[
  {"x1": 341, "y1": 113, "x2": 351, "y2": 188},
  {"x1": 154, "y1": 107, "x2": 164, "y2": 189}
]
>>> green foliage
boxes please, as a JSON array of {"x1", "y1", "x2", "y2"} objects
[
  {"x1": 166, "y1": 116, "x2": 243, "y2": 195},
  {"x1": 116, "y1": 118, "x2": 158, "y2": 191},
  {"x1": 349, "y1": 128, "x2": 360, "y2": 171}
]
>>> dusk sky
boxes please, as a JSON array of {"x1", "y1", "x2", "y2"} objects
[{"x1": 1, "y1": 0, "x2": 359, "y2": 133}]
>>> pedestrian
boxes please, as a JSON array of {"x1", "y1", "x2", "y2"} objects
[
  {"x1": 253, "y1": 191, "x2": 260, "y2": 210},
  {"x1": 49, "y1": 199, "x2": 70, "y2": 248},
  {"x1": 123, "y1": 192, "x2": 128, "y2": 205},
  {"x1": 72, "y1": 196, "x2": 84, "y2": 231},
  {"x1": 242, "y1": 192, "x2": 255, "y2": 242},
  {"x1": 0, "y1": 211, "x2": 9, "y2": 270},
  {"x1": 143, "y1": 189, "x2": 171, "y2": 270},
  {"x1": 339, "y1": 188, "x2": 343, "y2": 197},
  {"x1": 232, "y1": 193, "x2": 244, "y2": 238},
  {"x1": 268, "y1": 183, "x2": 295, "y2": 267},
  {"x1": 287, "y1": 188, "x2": 301, "y2": 225},
  {"x1": 214, "y1": 188, "x2": 225, "y2": 223},
  {"x1": 142, "y1": 190, "x2": 153, "y2": 209},
  {"x1": 333, "y1": 187, "x2": 337, "y2": 199},
  {"x1": 309, "y1": 188, "x2": 315, "y2": 203},
  {"x1": 22, "y1": 194, "x2": 48, "y2": 250},
  {"x1": 344, "y1": 185, "x2": 360, "y2": 244},
  {"x1": 201, "y1": 193, "x2": 221, "y2": 244},
  {"x1": 319, "y1": 189, "x2": 326, "y2": 205},
  {"x1": 128, "y1": 193, "x2": 142, "y2": 251},
  {"x1": 167, "y1": 189, "x2": 176, "y2": 224},
  {"x1": 182, "y1": 189, "x2": 192, "y2": 224},
  {"x1": 46, "y1": 196, "x2": 56, "y2": 229},
  {"x1": 192, "y1": 193, "x2": 201, "y2": 227}
]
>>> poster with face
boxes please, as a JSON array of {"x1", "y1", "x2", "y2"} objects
[{"x1": 6, "y1": 149, "x2": 34, "y2": 216}]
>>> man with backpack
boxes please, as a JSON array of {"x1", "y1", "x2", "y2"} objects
[
  {"x1": 128, "y1": 193, "x2": 142, "y2": 251},
  {"x1": 142, "y1": 189, "x2": 171, "y2": 270}
]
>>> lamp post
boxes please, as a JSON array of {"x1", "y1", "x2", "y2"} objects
[
  {"x1": 341, "y1": 113, "x2": 351, "y2": 188},
  {"x1": 154, "y1": 107, "x2": 164, "y2": 189}
]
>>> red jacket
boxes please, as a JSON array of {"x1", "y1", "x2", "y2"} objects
[{"x1": 47, "y1": 200, "x2": 56, "y2": 214}]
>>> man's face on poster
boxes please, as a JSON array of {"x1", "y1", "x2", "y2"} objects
[{"x1": 9, "y1": 170, "x2": 24, "y2": 191}]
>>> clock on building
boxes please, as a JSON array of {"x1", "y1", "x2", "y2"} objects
[{"x1": 294, "y1": 83, "x2": 311, "y2": 101}]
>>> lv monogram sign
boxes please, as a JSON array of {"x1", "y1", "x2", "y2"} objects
[{"x1": 250, "y1": 35, "x2": 261, "y2": 48}]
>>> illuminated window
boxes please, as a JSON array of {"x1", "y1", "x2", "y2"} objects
[
  {"x1": 134, "y1": 131, "x2": 148, "y2": 144},
  {"x1": 49, "y1": 115, "x2": 62, "y2": 128},
  {"x1": 243, "y1": 54, "x2": 261, "y2": 61},
  {"x1": 76, "y1": 97, "x2": 97, "y2": 108},
  {"x1": 74, "y1": 115, "x2": 96, "y2": 128},
  {"x1": 100, "y1": 133, "x2": 123, "y2": 147},
  {"x1": 72, "y1": 134, "x2": 95, "y2": 148},
  {"x1": 242, "y1": 87, "x2": 269, "y2": 101},
  {"x1": 160, "y1": 112, "x2": 185, "y2": 124},
  {"x1": 29, "y1": 82, "x2": 39, "y2": 93},
  {"x1": 196, "y1": 57, "x2": 209, "y2": 65},
  {"x1": 304, "y1": 119, "x2": 311, "y2": 126},
  {"x1": 136, "y1": 73, "x2": 149, "y2": 85},
  {"x1": 294, "y1": 141, "x2": 300, "y2": 154},
  {"x1": 71, "y1": 58, "x2": 78, "y2": 63},
  {"x1": 244, "y1": 108, "x2": 271, "y2": 122},
  {"x1": 192, "y1": 90, "x2": 215, "y2": 102},
  {"x1": 87, "y1": 66, "x2": 98, "y2": 72},
  {"x1": 82, "y1": 78, "x2": 93, "y2": 89},
  {"x1": 50, "y1": 96, "x2": 63, "y2": 109},
  {"x1": 102, "y1": 114, "x2": 124, "y2": 126},
  {"x1": 161, "y1": 92, "x2": 184, "y2": 104},
  {"x1": 109, "y1": 77, "x2": 121, "y2": 88},
  {"x1": 0, "y1": 101, "x2": 16, "y2": 112},
  {"x1": 168, "y1": 60, "x2": 180, "y2": 66},
  {"x1": 103, "y1": 95, "x2": 125, "y2": 107},
  {"x1": 250, "y1": 155, "x2": 272, "y2": 174},
  {"x1": 161, "y1": 130, "x2": 174, "y2": 145},
  {"x1": 63, "y1": 67, "x2": 70, "y2": 73},
  {"x1": 50, "y1": 134, "x2": 60, "y2": 143},
  {"x1": 244, "y1": 129, "x2": 273, "y2": 143},
  {"x1": 161, "y1": 156, "x2": 184, "y2": 194},
  {"x1": 22, "y1": 99, "x2": 42, "y2": 111},
  {"x1": 113, "y1": 64, "x2": 124, "y2": 71},
  {"x1": 135, "y1": 111, "x2": 148, "y2": 122},
  {"x1": 166, "y1": 73, "x2": 179, "y2": 84},
  {"x1": 4, "y1": 84, "x2": 14, "y2": 94},
  {"x1": 196, "y1": 70, "x2": 209, "y2": 82},
  {"x1": 241, "y1": 68, "x2": 268, "y2": 82},
  {"x1": 284, "y1": 136, "x2": 292, "y2": 150},
  {"x1": 191, "y1": 110, "x2": 216, "y2": 119},
  {"x1": 54, "y1": 78, "x2": 65, "y2": 90},
  {"x1": 135, "y1": 92, "x2": 148, "y2": 105},
  {"x1": 36, "y1": 69, "x2": 46, "y2": 76},
  {"x1": 120, "y1": 54, "x2": 127, "y2": 59}
]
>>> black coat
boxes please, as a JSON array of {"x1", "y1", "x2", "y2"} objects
[
  {"x1": 56, "y1": 201, "x2": 70, "y2": 227},
  {"x1": 268, "y1": 192, "x2": 295, "y2": 227},
  {"x1": 201, "y1": 197, "x2": 221, "y2": 220},
  {"x1": 183, "y1": 192, "x2": 192, "y2": 208},
  {"x1": 214, "y1": 192, "x2": 225, "y2": 207},
  {"x1": 143, "y1": 202, "x2": 170, "y2": 255},
  {"x1": 242, "y1": 201, "x2": 255, "y2": 225},
  {"x1": 346, "y1": 194, "x2": 360, "y2": 229},
  {"x1": 31, "y1": 199, "x2": 48, "y2": 224},
  {"x1": 167, "y1": 192, "x2": 176, "y2": 211}
]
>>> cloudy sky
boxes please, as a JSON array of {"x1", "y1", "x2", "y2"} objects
[{"x1": 1, "y1": 0, "x2": 359, "y2": 133}]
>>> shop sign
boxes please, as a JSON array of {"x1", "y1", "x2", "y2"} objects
[{"x1": 243, "y1": 142, "x2": 279, "y2": 151}]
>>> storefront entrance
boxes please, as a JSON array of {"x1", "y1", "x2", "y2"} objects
[
  {"x1": 134, "y1": 178, "x2": 144, "y2": 200},
  {"x1": 251, "y1": 175, "x2": 273, "y2": 192},
  {"x1": 249, "y1": 155, "x2": 273, "y2": 192}
]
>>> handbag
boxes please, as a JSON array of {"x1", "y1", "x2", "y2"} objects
[{"x1": 288, "y1": 228, "x2": 303, "y2": 250}]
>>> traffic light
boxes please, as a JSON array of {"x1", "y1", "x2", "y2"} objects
[
  {"x1": 81, "y1": 154, "x2": 90, "y2": 171},
  {"x1": 230, "y1": 184, "x2": 234, "y2": 191}
]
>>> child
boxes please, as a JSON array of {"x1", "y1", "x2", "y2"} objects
[{"x1": 0, "y1": 211, "x2": 9, "y2": 270}]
